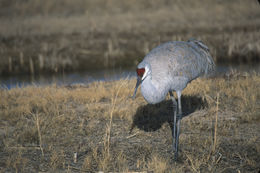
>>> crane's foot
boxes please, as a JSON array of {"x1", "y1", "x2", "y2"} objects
[
  {"x1": 174, "y1": 151, "x2": 179, "y2": 161},
  {"x1": 171, "y1": 143, "x2": 178, "y2": 160}
]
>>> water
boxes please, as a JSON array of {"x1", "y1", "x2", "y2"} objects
[
  {"x1": 0, "y1": 64, "x2": 259, "y2": 89},
  {"x1": 0, "y1": 68, "x2": 135, "y2": 89}
]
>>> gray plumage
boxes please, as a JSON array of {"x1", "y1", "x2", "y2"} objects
[{"x1": 132, "y1": 39, "x2": 215, "y2": 160}]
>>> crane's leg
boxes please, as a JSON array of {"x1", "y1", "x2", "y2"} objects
[
  {"x1": 169, "y1": 92, "x2": 177, "y2": 151},
  {"x1": 174, "y1": 91, "x2": 182, "y2": 160}
]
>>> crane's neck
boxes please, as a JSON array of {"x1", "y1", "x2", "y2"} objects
[{"x1": 141, "y1": 76, "x2": 168, "y2": 104}]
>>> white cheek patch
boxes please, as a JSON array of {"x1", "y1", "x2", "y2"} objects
[{"x1": 142, "y1": 66, "x2": 149, "y2": 80}]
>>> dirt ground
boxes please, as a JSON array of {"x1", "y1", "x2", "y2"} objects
[{"x1": 0, "y1": 73, "x2": 259, "y2": 172}]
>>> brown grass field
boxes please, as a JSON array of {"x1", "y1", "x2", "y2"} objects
[
  {"x1": 0, "y1": 72, "x2": 260, "y2": 172},
  {"x1": 0, "y1": 0, "x2": 260, "y2": 75},
  {"x1": 1, "y1": 0, "x2": 260, "y2": 172}
]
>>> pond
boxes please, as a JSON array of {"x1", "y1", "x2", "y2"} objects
[{"x1": 0, "y1": 64, "x2": 259, "y2": 89}]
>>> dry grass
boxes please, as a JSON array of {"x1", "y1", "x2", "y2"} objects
[
  {"x1": 1, "y1": 0, "x2": 259, "y2": 35},
  {"x1": 0, "y1": 0, "x2": 260, "y2": 75},
  {"x1": 0, "y1": 73, "x2": 259, "y2": 172}
]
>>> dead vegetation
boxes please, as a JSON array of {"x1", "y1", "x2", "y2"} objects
[
  {"x1": 0, "y1": 1, "x2": 260, "y2": 171},
  {"x1": 0, "y1": 0, "x2": 260, "y2": 75},
  {"x1": 0, "y1": 73, "x2": 259, "y2": 172}
]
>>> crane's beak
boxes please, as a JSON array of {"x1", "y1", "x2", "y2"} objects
[{"x1": 132, "y1": 76, "x2": 142, "y2": 99}]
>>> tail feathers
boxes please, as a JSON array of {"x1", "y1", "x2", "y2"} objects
[
  {"x1": 188, "y1": 38, "x2": 215, "y2": 74},
  {"x1": 188, "y1": 38, "x2": 209, "y2": 52},
  {"x1": 205, "y1": 54, "x2": 216, "y2": 75}
]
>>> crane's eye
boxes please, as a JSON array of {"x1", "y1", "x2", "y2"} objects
[{"x1": 136, "y1": 68, "x2": 145, "y2": 77}]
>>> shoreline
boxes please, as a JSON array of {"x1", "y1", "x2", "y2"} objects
[{"x1": 1, "y1": 24, "x2": 260, "y2": 76}]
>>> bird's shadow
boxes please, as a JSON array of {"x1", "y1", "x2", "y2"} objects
[{"x1": 131, "y1": 95, "x2": 208, "y2": 132}]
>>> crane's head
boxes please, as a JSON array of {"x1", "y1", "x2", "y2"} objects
[{"x1": 132, "y1": 63, "x2": 150, "y2": 99}]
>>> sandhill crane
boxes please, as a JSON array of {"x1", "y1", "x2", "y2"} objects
[{"x1": 132, "y1": 39, "x2": 215, "y2": 160}]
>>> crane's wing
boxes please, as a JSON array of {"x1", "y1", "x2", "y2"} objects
[{"x1": 143, "y1": 40, "x2": 215, "y2": 84}]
